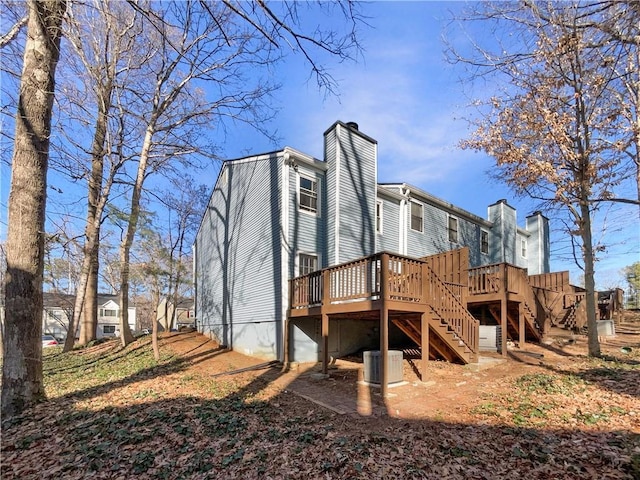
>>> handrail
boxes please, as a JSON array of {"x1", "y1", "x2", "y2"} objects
[
  {"x1": 424, "y1": 263, "x2": 479, "y2": 353},
  {"x1": 507, "y1": 265, "x2": 542, "y2": 335},
  {"x1": 468, "y1": 264, "x2": 503, "y2": 295}
]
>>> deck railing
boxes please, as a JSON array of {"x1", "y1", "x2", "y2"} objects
[
  {"x1": 290, "y1": 270, "x2": 323, "y2": 308},
  {"x1": 564, "y1": 292, "x2": 586, "y2": 308},
  {"x1": 291, "y1": 253, "x2": 428, "y2": 309},
  {"x1": 290, "y1": 252, "x2": 478, "y2": 354},
  {"x1": 328, "y1": 255, "x2": 380, "y2": 303},
  {"x1": 468, "y1": 263, "x2": 542, "y2": 336},
  {"x1": 424, "y1": 264, "x2": 479, "y2": 353},
  {"x1": 468, "y1": 264, "x2": 502, "y2": 295},
  {"x1": 468, "y1": 263, "x2": 536, "y2": 298}
]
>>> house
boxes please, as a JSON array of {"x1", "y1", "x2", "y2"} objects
[
  {"x1": 42, "y1": 292, "x2": 137, "y2": 340},
  {"x1": 194, "y1": 121, "x2": 556, "y2": 368},
  {"x1": 156, "y1": 297, "x2": 195, "y2": 330}
]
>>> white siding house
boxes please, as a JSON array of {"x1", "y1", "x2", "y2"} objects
[
  {"x1": 194, "y1": 121, "x2": 551, "y2": 362},
  {"x1": 42, "y1": 292, "x2": 137, "y2": 340}
]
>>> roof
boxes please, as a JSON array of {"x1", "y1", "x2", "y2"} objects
[
  {"x1": 378, "y1": 183, "x2": 493, "y2": 228},
  {"x1": 42, "y1": 292, "x2": 135, "y2": 309}
]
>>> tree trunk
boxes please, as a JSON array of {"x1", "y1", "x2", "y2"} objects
[
  {"x1": 2, "y1": 0, "x2": 66, "y2": 418},
  {"x1": 79, "y1": 255, "x2": 98, "y2": 344},
  {"x1": 580, "y1": 202, "x2": 601, "y2": 357},
  {"x1": 151, "y1": 284, "x2": 160, "y2": 361},
  {"x1": 78, "y1": 88, "x2": 111, "y2": 345},
  {"x1": 118, "y1": 125, "x2": 154, "y2": 347},
  {"x1": 69, "y1": 79, "x2": 114, "y2": 349}
]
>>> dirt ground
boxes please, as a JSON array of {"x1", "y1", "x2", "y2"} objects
[{"x1": 161, "y1": 318, "x2": 640, "y2": 423}]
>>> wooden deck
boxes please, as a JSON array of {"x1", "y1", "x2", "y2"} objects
[
  {"x1": 286, "y1": 248, "x2": 582, "y2": 395},
  {"x1": 287, "y1": 252, "x2": 480, "y2": 397}
]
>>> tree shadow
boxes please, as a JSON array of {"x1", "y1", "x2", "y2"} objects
[
  {"x1": 506, "y1": 339, "x2": 640, "y2": 398},
  {"x1": 2, "y1": 349, "x2": 638, "y2": 480}
]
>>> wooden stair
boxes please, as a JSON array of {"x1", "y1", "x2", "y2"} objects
[
  {"x1": 488, "y1": 301, "x2": 542, "y2": 343},
  {"x1": 522, "y1": 300, "x2": 543, "y2": 341},
  {"x1": 392, "y1": 317, "x2": 478, "y2": 364}
]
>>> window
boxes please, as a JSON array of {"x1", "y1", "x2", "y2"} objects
[
  {"x1": 376, "y1": 201, "x2": 383, "y2": 234},
  {"x1": 480, "y1": 230, "x2": 489, "y2": 255},
  {"x1": 299, "y1": 175, "x2": 318, "y2": 213},
  {"x1": 410, "y1": 201, "x2": 423, "y2": 232},
  {"x1": 100, "y1": 309, "x2": 117, "y2": 317},
  {"x1": 521, "y1": 238, "x2": 527, "y2": 258},
  {"x1": 299, "y1": 253, "x2": 318, "y2": 276},
  {"x1": 103, "y1": 325, "x2": 116, "y2": 334},
  {"x1": 448, "y1": 216, "x2": 458, "y2": 243}
]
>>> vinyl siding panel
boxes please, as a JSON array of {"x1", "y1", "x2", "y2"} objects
[
  {"x1": 288, "y1": 167, "x2": 326, "y2": 277},
  {"x1": 196, "y1": 153, "x2": 284, "y2": 360},
  {"x1": 525, "y1": 214, "x2": 550, "y2": 274},
  {"x1": 336, "y1": 125, "x2": 377, "y2": 263},
  {"x1": 515, "y1": 232, "x2": 528, "y2": 269},
  {"x1": 324, "y1": 130, "x2": 337, "y2": 265},
  {"x1": 406, "y1": 199, "x2": 488, "y2": 266},
  {"x1": 377, "y1": 196, "x2": 400, "y2": 253}
]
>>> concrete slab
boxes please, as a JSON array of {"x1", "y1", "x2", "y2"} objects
[{"x1": 464, "y1": 356, "x2": 506, "y2": 372}]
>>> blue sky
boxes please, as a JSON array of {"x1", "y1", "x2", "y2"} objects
[
  {"x1": 1, "y1": 1, "x2": 637, "y2": 289},
  {"x1": 218, "y1": 1, "x2": 638, "y2": 288}
]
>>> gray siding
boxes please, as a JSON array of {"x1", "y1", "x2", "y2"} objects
[
  {"x1": 515, "y1": 232, "x2": 528, "y2": 269},
  {"x1": 196, "y1": 153, "x2": 284, "y2": 360},
  {"x1": 488, "y1": 200, "x2": 518, "y2": 265},
  {"x1": 324, "y1": 122, "x2": 377, "y2": 265},
  {"x1": 377, "y1": 196, "x2": 400, "y2": 253},
  {"x1": 406, "y1": 200, "x2": 487, "y2": 266},
  {"x1": 288, "y1": 166, "x2": 326, "y2": 277},
  {"x1": 324, "y1": 129, "x2": 337, "y2": 266},
  {"x1": 526, "y1": 213, "x2": 550, "y2": 274}
]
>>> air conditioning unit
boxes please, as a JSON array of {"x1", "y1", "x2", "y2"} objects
[
  {"x1": 363, "y1": 350, "x2": 403, "y2": 384},
  {"x1": 597, "y1": 320, "x2": 615, "y2": 337},
  {"x1": 479, "y1": 326, "x2": 501, "y2": 352}
]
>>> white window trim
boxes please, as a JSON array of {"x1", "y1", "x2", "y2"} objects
[
  {"x1": 376, "y1": 200, "x2": 383, "y2": 235},
  {"x1": 410, "y1": 200, "x2": 424, "y2": 233},
  {"x1": 297, "y1": 172, "x2": 320, "y2": 217},
  {"x1": 448, "y1": 215, "x2": 459, "y2": 243},
  {"x1": 480, "y1": 229, "x2": 489, "y2": 255},
  {"x1": 297, "y1": 252, "x2": 320, "y2": 277},
  {"x1": 521, "y1": 238, "x2": 527, "y2": 258}
]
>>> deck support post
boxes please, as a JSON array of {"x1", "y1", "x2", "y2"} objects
[
  {"x1": 283, "y1": 317, "x2": 290, "y2": 367},
  {"x1": 321, "y1": 313, "x2": 329, "y2": 375},
  {"x1": 500, "y1": 295, "x2": 508, "y2": 357},
  {"x1": 518, "y1": 302, "x2": 525, "y2": 348},
  {"x1": 380, "y1": 253, "x2": 390, "y2": 398},
  {"x1": 321, "y1": 268, "x2": 331, "y2": 375},
  {"x1": 421, "y1": 312, "x2": 429, "y2": 382},
  {"x1": 380, "y1": 306, "x2": 389, "y2": 398}
]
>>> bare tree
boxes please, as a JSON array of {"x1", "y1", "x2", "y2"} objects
[
  {"x1": 114, "y1": 0, "x2": 365, "y2": 348},
  {"x1": 2, "y1": 0, "x2": 66, "y2": 417},
  {"x1": 54, "y1": 0, "x2": 146, "y2": 350},
  {"x1": 450, "y1": 1, "x2": 639, "y2": 356},
  {"x1": 115, "y1": 1, "x2": 276, "y2": 346}
]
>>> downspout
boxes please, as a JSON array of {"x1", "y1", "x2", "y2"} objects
[
  {"x1": 400, "y1": 185, "x2": 410, "y2": 255},
  {"x1": 281, "y1": 152, "x2": 291, "y2": 363},
  {"x1": 334, "y1": 124, "x2": 341, "y2": 264},
  {"x1": 192, "y1": 241, "x2": 197, "y2": 330}
]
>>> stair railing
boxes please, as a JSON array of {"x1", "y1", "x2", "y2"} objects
[{"x1": 423, "y1": 263, "x2": 479, "y2": 353}]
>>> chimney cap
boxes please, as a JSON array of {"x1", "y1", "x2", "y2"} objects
[{"x1": 346, "y1": 121, "x2": 359, "y2": 130}]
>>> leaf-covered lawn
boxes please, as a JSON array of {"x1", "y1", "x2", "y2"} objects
[{"x1": 2, "y1": 336, "x2": 639, "y2": 479}]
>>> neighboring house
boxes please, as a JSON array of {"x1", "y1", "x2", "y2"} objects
[
  {"x1": 194, "y1": 121, "x2": 552, "y2": 362},
  {"x1": 42, "y1": 292, "x2": 137, "y2": 340},
  {"x1": 156, "y1": 297, "x2": 195, "y2": 330}
]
